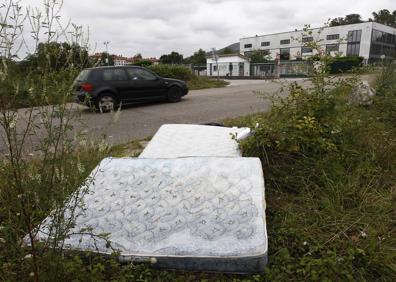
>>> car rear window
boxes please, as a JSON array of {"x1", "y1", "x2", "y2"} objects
[
  {"x1": 102, "y1": 69, "x2": 128, "y2": 81},
  {"x1": 75, "y1": 69, "x2": 91, "y2": 81},
  {"x1": 126, "y1": 68, "x2": 157, "y2": 80}
]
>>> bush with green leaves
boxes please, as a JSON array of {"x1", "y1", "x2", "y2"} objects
[
  {"x1": 225, "y1": 64, "x2": 396, "y2": 280},
  {"x1": 148, "y1": 64, "x2": 193, "y2": 81},
  {"x1": 328, "y1": 56, "x2": 364, "y2": 74},
  {"x1": 132, "y1": 59, "x2": 153, "y2": 67}
]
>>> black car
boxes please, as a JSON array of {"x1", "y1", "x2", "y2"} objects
[{"x1": 73, "y1": 66, "x2": 188, "y2": 112}]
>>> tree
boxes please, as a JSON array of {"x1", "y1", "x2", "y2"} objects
[
  {"x1": 370, "y1": 9, "x2": 396, "y2": 27},
  {"x1": 132, "y1": 59, "x2": 152, "y2": 67},
  {"x1": 134, "y1": 53, "x2": 143, "y2": 60},
  {"x1": 20, "y1": 42, "x2": 91, "y2": 72},
  {"x1": 100, "y1": 52, "x2": 114, "y2": 66},
  {"x1": 159, "y1": 51, "x2": 183, "y2": 64},
  {"x1": 185, "y1": 49, "x2": 206, "y2": 65},
  {"x1": 249, "y1": 50, "x2": 270, "y2": 63},
  {"x1": 221, "y1": 47, "x2": 234, "y2": 55},
  {"x1": 329, "y1": 14, "x2": 363, "y2": 27}
]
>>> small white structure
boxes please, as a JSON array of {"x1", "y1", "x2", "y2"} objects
[
  {"x1": 207, "y1": 54, "x2": 250, "y2": 77},
  {"x1": 114, "y1": 59, "x2": 127, "y2": 66}
]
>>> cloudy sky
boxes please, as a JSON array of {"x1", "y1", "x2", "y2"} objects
[{"x1": 19, "y1": 0, "x2": 396, "y2": 58}]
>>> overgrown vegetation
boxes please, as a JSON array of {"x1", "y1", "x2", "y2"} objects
[
  {"x1": 226, "y1": 66, "x2": 396, "y2": 280},
  {"x1": 187, "y1": 76, "x2": 229, "y2": 90},
  {"x1": 148, "y1": 64, "x2": 194, "y2": 81},
  {"x1": 148, "y1": 64, "x2": 228, "y2": 90},
  {"x1": 1, "y1": 1, "x2": 395, "y2": 281},
  {"x1": 0, "y1": 1, "x2": 119, "y2": 280},
  {"x1": 328, "y1": 56, "x2": 364, "y2": 73}
]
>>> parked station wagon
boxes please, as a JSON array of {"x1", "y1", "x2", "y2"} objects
[{"x1": 73, "y1": 66, "x2": 188, "y2": 112}]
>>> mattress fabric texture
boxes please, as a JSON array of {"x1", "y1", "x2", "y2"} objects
[
  {"x1": 139, "y1": 124, "x2": 251, "y2": 158},
  {"x1": 34, "y1": 157, "x2": 267, "y2": 261}
]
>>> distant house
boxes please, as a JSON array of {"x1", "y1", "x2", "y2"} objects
[
  {"x1": 206, "y1": 54, "x2": 250, "y2": 77},
  {"x1": 113, "y1": 55, "x2": 130, "y2": 66},
  {"x1": 89, "y1": 53, "x2": 159, "y2": 66}
]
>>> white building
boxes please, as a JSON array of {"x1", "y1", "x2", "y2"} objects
[
  {"x1": 114, "y1": 59, "x2": 127, "y2": 66},
  {"x1": 240, "y1": 22, "x2": 396, "y2": 64},
  {"x1": 206, "y1": 54, "x2": 250, "y2": 77}
]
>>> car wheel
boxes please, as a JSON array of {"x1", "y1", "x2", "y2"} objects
[
  {"x1": 167, "y1": 87, "x2": 182, "y2": 102},
  {"x1": 96, "y1": 93, "x2": 119, "y2": 113}
]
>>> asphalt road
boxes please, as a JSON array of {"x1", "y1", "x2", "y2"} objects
[
  {"x1": 0, "y1": 79, "x2": 300, "y2": 154},
  {"x1": 77, "y1": 79, "x2": 288, "y2": 147}
]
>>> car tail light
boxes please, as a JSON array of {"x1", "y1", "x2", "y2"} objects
[{"x1": 81, "y1": 83, "x2": 93, "y2": 93}]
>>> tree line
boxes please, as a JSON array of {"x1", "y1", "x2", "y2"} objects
[
  {"x1": 12, "y1": 8, "x2": 395, "y2": 73},
  {"x1": 330, "y1": 9, "x2": 396, "y2": 27}
]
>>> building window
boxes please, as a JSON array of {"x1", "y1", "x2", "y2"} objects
[
  {"x1": 347, "y1": 43, "x2": 360, "y2": 56},
  {"x1": 244, "y1": 44, "x2": 253, "y2": 48},
  {"x1": 326, "y1": 34, "x2": 340, "y2": 40},
  {"x1": 261, "y1": 41, "x2": 270, "y2": 47},
  {"x1": 372, "y1": 29, "x2": 396, "y2": 44},
  {"x1": 347, "y1": 30, "x2": 361, "y2": 56},
  {"x1": 280, "y1": 48, "x2": 290, "y2": 60},
  {"x1": 213, "y1": 65, "x2": 217, "y2": 72},
  {"x1": 301, "y1": 47, "x2": 313, "y2": 54},
  {"x1": 280, "y1": 39, "x2": 290, "y2": 45},
  {"x1": 302, "y1": 37, "x2": 313, "y2": 42},
  {"x1": 370, "y1": 29, "x2": 396, "y2": 58},
  {"x1": 326, "y1": 44, "x2": 339, "y2": 53},
  {"x1": 348, "y1": 30, "x2": 362, "y2": 43},
  {"x1": 370, "y1": 44, "x2": 395, "y2": 57}
]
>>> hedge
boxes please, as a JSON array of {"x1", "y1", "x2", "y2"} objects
[
  {"x1": 328, "y1": 56, "x2": 364, "y2": 74},
  {"x1": 148, "y1": 64, "x2": 193, "y2": 81}
]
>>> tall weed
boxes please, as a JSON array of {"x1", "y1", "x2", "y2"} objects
[{"x1": 232, "y1": 63, "x2": 396, "y2": 280}]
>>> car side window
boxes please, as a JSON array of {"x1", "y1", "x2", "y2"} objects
[
  {"x1": 127, "y1": 68, "x2": 157, "y2": 81},
  {"x1": 102, "y1": 69, "x2": 128, "y2": 81}
]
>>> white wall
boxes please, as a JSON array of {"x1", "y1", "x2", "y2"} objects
[
  {"x1": 207, "y1": 56, "x2": 250, "y2": 76},
  {"x1": 114, "y1": 59, "x2": 127, "y2": 66}
]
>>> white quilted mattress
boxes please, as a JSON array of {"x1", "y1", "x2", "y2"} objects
[
  {"x1": 33, "y1": 157, "x2": 267, "y2": 271},
  {"x1": 139, "y1": 124, "x2": 251, "y2": 158}
]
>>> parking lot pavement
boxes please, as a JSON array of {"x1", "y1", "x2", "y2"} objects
[
  {"x1": 225, "y1": 78, "x2": 307, "y2": 87},
  {"x1": 1, "y1": 79, "x2": 303, "y2": 154}
]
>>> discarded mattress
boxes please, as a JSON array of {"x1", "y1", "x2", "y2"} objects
[
  {"x1": 139, "y1": 124, "x2": 251, "y2": 158},
  {"x1": 34, "y1": 157, "x2": 267, "y2": 273}
]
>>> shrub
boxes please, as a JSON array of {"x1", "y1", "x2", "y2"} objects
[
  {"x1": 328, "y1": 56, "x2": 364, "y2": 74},
  {"x1": 187, "y1": 76, "x2": 229, "y2": 90},
  {"x1": 225, "y1": 64, "x2": 396, "y2": 280},
  {"x1": 148, "y1": 64, "x2": 193, "y2": 81},
  {"x1": 132, "y1": 59, "x2": 153, "y2": 67},
  {"x1": 0, "y1": 1, "x2": 122, "y2": 280}
]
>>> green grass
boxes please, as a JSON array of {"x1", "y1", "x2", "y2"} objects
[{"x1": 187, "y1": 76, "x2": 229, "y2": 90}]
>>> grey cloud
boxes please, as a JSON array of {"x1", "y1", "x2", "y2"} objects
[{"x1": 19, "y1": 0, "x2": 396, "y2": 58}]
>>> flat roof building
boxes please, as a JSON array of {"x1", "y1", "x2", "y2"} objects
[
  {"x1": 240, "y1": 22, "x2": 396, "y2": 63},
  {"x1": 207, "y1": 22, "x2": 396, "y2": 77}
]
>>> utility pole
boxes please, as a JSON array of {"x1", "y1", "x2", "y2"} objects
[
  {"x1": 212, "y1": 48, "x2": 219, "y2": 80},
  {"x1": 104, "y1": 41, "x2": 110, "y2": 66}
]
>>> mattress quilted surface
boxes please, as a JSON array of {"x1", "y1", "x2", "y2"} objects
[
  {"x1": 139, "y1": 124, "x2": 250, "y2": 158},
  {"x1": 35, "y1": 157, "x2": 267, "y2": 259}
]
